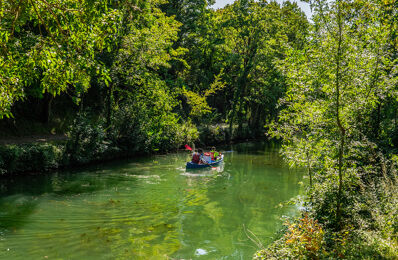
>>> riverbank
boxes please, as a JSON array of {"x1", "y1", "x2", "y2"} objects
[
  {"x1": 0, "y1": 124, "x2": 263, "y2": 176},
  {"x1": 253, "y1": 158, "x2": 398, "y2": 259},
  {"x1": 254, "y1": 179, "x2": 398, "y2": 259}
]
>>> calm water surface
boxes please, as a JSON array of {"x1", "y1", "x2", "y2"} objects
[{"x1": 0, "y1": 142, "x2": 304, "y2": 259}]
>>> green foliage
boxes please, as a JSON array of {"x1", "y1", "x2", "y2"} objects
[
  {"x1": 255, "y1": 214, "x2": 326, "y2": 259},
  {"x1": 0, "y1": 0, "x2": 199, "y2": 171},
  {"x1": 111, "y1": 100, "x2": 195, "y2": 154},
  {"x1": 159, "y1": 0, "x2": 308, "y2": 136},
  {"x1": 0, "y1": 143, "x2": 64, "y2": 174},
  {"x1": 197, "y1": 123, "x2": 254, "y2": 145},
  {"x1": 0, "y1": 0, "x2": 122, "y2": 117},
  {"x1": 261, "y1": 0, "x2": 398, "y2": 258},
  {"x1": 199, "y1": 125, "x2": 230, "y2": 145},
  {"x1": 183, "y1": 88, "x2": 213, "y2": 117},
  {"x1": 0, "y1": 0, "x2": 309, "y2": 143},
  {"x1": 257, "y1": 175, "x2": 398, "y2": 259},
  {"x1": 65, "y1": 112, "x2": 118, "y2": 164},
  {"x1": 217, "y1": 0, "x2": 308, "y2": 135},
  {"x1": 270, "y1": 0, "x2": 396, "y2": 220},
  {"x1": 179, "y1": 120, "x2": 200, "y2": 145}
]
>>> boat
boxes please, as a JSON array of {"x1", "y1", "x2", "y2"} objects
[{"x1": 186, "y1": 154, "x2": 224, "y2": 169}]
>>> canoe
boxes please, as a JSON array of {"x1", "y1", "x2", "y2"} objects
[{"x1": 186, "y1": 155, "x2": 224, "y2": 169}]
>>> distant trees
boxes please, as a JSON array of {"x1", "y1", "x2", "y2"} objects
[
  {"x1": 216, "y1": 0, "x2": 308, "y2": 137},
  {"x1": 160, "y1": 0, "x2": 309, "y2": 137},
  {"x1": 0, "y1": 0, "x2": 309, "y2": 141}
]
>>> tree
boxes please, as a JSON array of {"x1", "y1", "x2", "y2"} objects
[
  {"x1": 271, "y1": 0, "x2": 394, "y2": 228},
  {"x1": 212, "y1": 0, "x2": 308, "y2": 137},
  {"x1": 0, "y1": 0, "x2": 122, "y2": 119}
]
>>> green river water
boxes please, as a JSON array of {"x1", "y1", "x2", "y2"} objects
[{"x1": 0, "y1": 142, "x2": 304, "y2": 259}]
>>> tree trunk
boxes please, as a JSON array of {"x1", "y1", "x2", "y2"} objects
[
  {"x1": 237, "y1": 89, "x2": 247, "y2": 136},
  {"x1": 335, "y1": 0, "x2": 345, "y2": 229},
  {"x1": 229, "y1": 63, "x2": 251, "y2": 139},
  {"x1": 373, "y1": 102, "x2": 381, "y2": 139},
  {"x1": 106, "y1": 84, "x2": 114, "y2": 129},
  {"x1": 42, "y1": 93, "x2": 53, "y2": 124},
  {"x1": 228, "y1": 37, "x2": 257, "y2": 140},
  {"x1": 306, "y1": 150, "x2": 313, "y2": 187}
]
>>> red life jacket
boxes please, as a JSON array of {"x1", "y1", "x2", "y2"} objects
[{"x1": 192, "y1": 153, "x2": 200, "y2": 163}]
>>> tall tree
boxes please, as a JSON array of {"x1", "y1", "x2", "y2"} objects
[
  {"x1": 214, "y1": 0, "x2": 308, "y2": 137},
  {"x1": 270, "y1": 0, "x2": 395, "y2": 227}
]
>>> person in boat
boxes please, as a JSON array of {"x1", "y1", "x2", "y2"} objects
[
  {"x1": 193, "y1": 148, "x2": 210, "y2": 164},
  {"x1": 202, "y1": 151, "x2": 212, "y2": 164},
  {"x1": 191, "y1": 149, "x2": 201, "y2": 164},
  {"x1": 211, "y1": 146, "x2": 220, "y2": 161}
]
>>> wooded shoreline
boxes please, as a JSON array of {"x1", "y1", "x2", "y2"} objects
[
  {"x1": 0, "y1": 124, "x2": 263, "y2": 176},
  {"x1": 1, "y1": 0, "x2": 397, "y2": 258}
]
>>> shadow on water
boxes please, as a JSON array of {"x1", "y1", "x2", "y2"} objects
[
  {"x1": 0, "y1": 156, "x2": 157, "y2": 197},
  {"x1": 0, "y1": 157, "x2": 155, "y2": 234},
  {"x1": 0, "y1": 195, "x2": 39, "y2": 232}
]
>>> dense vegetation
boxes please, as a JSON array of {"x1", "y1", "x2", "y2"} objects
[
  {"x1": 256, "y1": 0, "x2": 398, "y2": 258},
  {"x1": 0, "y1": 0, "x2": 307, "y2": 172},
  {"x1": 1, "y1": 0, "x2": 397, "y2": 258}
]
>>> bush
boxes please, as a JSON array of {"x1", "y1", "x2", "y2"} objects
[
  {"x1": 109, "y1": 103, "x2": 149, "y2": 154},
  {"x1": 255, "y1": 171, "x2": 398, "y2": 260},
  {"x1": 198, "y1": 124, "x2": 229, "y2": 145},
  {"x1": 111, "y1": 102, "x2": 198, "y2": 154},
  {"x1": 65, "y1": 112, "x2": 119, "y2": 164},
  {"x1": 197, "y1": 124, "x2": 260, "y2": 145},
  {"x1": 179, "y1": 120, "x2": 199, "y2": 146},
  {"x1": 255, "y1": 214, "x2": 327, "y2": 260},
  {"x1": 0, "y1": 143, "x2": 65, "y2": 175},
  {"x1": 343, "y1": 176, "x2": 398, "y2": 259}
]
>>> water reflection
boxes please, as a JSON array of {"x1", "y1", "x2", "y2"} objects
[{"x1": 0, "y1": 142, "x2": 304, "y2": 259}]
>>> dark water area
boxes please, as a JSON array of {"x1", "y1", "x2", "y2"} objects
[{"x1": 0, "y1": 142, "x2": 304, "y2": 259}]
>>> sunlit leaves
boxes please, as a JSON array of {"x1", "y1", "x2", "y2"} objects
[
  {"x1": 183, "y1": 88, "x2": 213, "y2": 117},
  {"x1": 0, "y1": 0, "x2": 123, "y2": 117},
  {"x1": 213, "y1": 0, "x2": 308, "y2": 131},
  {"x1": 272, "y1": 0, "x2": 395, "y2": 192}
]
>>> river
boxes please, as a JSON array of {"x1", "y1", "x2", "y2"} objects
[{"x1": 0, "y1": 142, "x2": 304, "y2": 259}]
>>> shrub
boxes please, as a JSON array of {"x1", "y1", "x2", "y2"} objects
[
  {"x1": 111, "y1": 102, "x2": 198, "y2": 154},
  {"x1": 255, "y1": 214, "x2": 327, "y2": 259},
  {"x1": 198, "y1": 124, "x2": 229, "y2": 145},
  {"x1": 179, "y1": 120, "x2": 199, "y2": 146},
  {"x1": 109, "y1": 104, "x2": 148, "y2": 154},
  {"x1": 65, "y1": 112, "x2": 119, "y2": 164},
  {"x1": 255, "y1": 171, "x2": 398, "y2": 260},
  {"x1": 0, "y1": 143, "x2": 65, "y2": 175}
]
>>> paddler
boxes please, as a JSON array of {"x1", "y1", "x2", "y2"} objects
[
  {"x1": 211, "y1": 146, "x2": 220, "y2": 160},
  {"x1": 191, "y1": 149, "x2": 201, "y2": 164}
]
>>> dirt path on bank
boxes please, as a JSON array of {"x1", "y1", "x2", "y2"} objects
[{"x1": 0, "y1": 134, "x2": 68, "y2": 145}]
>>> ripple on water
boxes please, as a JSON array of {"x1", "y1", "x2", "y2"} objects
[
  {"x1": 195, "y1": 248, "x2": 208, "y2": 256},
  {"x1": 0, "y1": 143, "x2": 305, "y2": 259}
]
